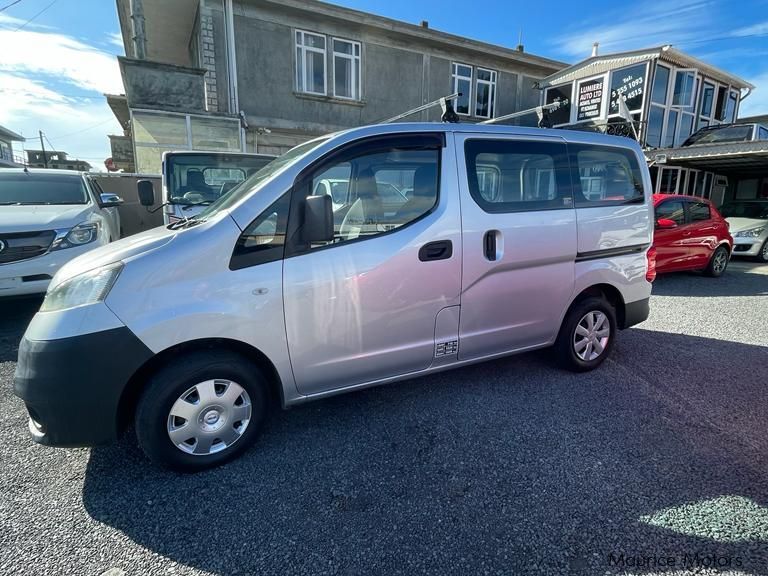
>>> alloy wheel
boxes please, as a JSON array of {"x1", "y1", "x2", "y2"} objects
[
  {"x1": 573, "y1": 311, "x2": 610, "y2": 362},
  {"x1": 713, "y1": 249, "x2": 728, "y2": 274}
]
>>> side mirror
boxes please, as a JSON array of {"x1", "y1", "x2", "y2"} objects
[
  {"x1": 656, "y1": 218, "x2": 678, "y2": 229},
  {"x1": 100, "y1": 193, "x2": 123, "y2": 208},
  {"x1": 137, "y1": 179, "x2": 155, "y2": 207},
  {"x1": 302, "y1": 195, "x2": 333, "y2": 243}
]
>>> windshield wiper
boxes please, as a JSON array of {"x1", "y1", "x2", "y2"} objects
[
  {"x1": 0, "y1": 201, "x2": 53, "y2": 205},
  {"x1": 181, "y1": 200, "x2": 214, "y2": 210}
]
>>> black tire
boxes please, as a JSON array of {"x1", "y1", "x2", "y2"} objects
[
  {"x1": 757, "y1": 239, "x2": 768, "y2": 263},
  {"x1": 704, "y1": 245, "x2": 729, "y2": 277},
  {"x1": 555, "y1": 296, "x2": 617, "y2": 372},
  {"x1": 135, "y1": 350, "x2": 268, "y2": 472}
]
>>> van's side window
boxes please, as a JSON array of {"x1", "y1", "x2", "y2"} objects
[
  {"x1": 571, "y1": 144, "x2": 644, "y2": 206},
  {"x1": 230, "y1": 191, "x2": 291, "y2": 270},
  {"x1": 464, "y1": 139, "x2": 572, "y2": 213},
  {"x1": 297, "y1": 137, "x2": 441, "y2": 250}
]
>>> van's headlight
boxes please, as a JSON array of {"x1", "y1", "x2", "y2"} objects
[
  {"x1": 735, "y1": 226, "x2": 765, "y2": 238},
  {"x1": 51, "y1": 222, "x2": 100, "y2": 250},
  {"x1": 41, "y1": 263, "x2": 123, "y2": 312}
]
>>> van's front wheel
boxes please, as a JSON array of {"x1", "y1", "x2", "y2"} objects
[
  {"x1": 555, "y1": 297, "x2": 616, "y2": 372},
  {"x1": 135, "y1": 351, "x2": 268, "y2": 472}
]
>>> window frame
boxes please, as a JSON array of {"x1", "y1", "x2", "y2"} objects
[
  {"x1": 570, "y1": 143, "x2": 646, "y2": 208},
  {"x1": 474, "y1": 67, "x2": 497, "y2": 119},
  {"x1": 451, "y1": 62, "x2": 474, "y2": 117},
  {"x1": 295, "y1": 29, "x2": 327, "y2": 96},
  {"x1": 332, "y1": 37, "x2": 361, "y2": 101},
  {"x1": 464, "y1": 137, "x2": 573, "y2": 214},
  {"x1": 285, "y1": 132, "x2": 445, "y2": 258}
]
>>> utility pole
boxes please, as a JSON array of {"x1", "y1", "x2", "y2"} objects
[{"x1": 39, "y1": 130, "x2": 48, "y2": 168}]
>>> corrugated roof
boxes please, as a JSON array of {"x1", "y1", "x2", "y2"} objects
[
  {"x1": 645, "y1": 140, "x2": 768, "y2": 173},
  {"x1": 539, "y1": 46, "x2": 753, "y2": 91}
]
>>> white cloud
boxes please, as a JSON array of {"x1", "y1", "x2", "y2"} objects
[
  {"x1": 107, "y1": 31, "x2": 124, "y2": 48},
  {"x1": 553, "y1": 0, "x2": 716, "y2": 58},
  {"x1": 732, "y1": 20, "x2": 768, "y2": 36},
  {"x1": 738, "y1": 71, "x2": 768, "y2": 118},
  {"x1": 0, "y1": 29, "x2": 123, "y2": 94}
]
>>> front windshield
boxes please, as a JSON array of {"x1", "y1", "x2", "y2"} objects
[
  {"x1": 683, "y1": 125, "x2": 753, "y2": 146},
  {"x1": 195, "y1": 137, "x2": 330, "y2": 221},
  {"x1": 166, "y1": 153, "x2": 274, "y2": 206},
  {"x1": 0, "y1": 173, "x2": 88, "y2": 205},
  {"x1": 720, "y1": 201, "x2": 768, "y2": 219}
]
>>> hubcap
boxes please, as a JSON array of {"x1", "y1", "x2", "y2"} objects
[
  {"x1": 762, "y1": 242, "x2": 768, "y2": 261},
  {"x1": 167, "y1": 379, "x2": 252, "y2": 456},
  {"x1": 573, "y1": 311, "x2": 610, "y2": 362},
  {"x1": 713, "y1": 249, "x2": 727, "y2": 272}
]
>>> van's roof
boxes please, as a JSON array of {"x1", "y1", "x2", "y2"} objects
[{"x1": 328, "y1": 122, "x2": 645, "y2": 151}]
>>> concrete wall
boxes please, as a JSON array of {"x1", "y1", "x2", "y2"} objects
[
  {"x1": 231, "y1": 1, "x2": 565, "y2": 153},
  {"x1": 120, "y1": 57, "x2": 207, "y2": 113}
]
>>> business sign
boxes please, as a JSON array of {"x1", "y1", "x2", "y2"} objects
[
  {"x1": 577, "y1": 78, "x2": 604, "y2": 121},
  {"x1": 609, "y1": 63, "x2": 647, "y2": 115}
]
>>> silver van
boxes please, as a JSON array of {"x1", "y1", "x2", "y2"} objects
[{"x1": 14, "y1": 124, "x2": 654, "y2": 471}]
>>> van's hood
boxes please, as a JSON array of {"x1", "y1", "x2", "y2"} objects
[
  {"x1": 51, "y1": 225, "x2": 177, "y2": 289},
  {"x1": 0, "y1": 205, "x2": 91, "y2": 233},
  {"x1": 726, "y1": 217, "x2": 767, "y2": 233}
]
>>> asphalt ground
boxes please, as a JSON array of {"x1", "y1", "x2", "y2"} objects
[{"x1": 1, "y1": 259, "x2": 767, "y2": 576}]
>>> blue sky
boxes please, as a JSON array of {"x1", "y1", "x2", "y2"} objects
[{"x1": 1, "y1": 0, "x2": 767, "y2": 170}]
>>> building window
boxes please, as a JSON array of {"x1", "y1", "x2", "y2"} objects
[
  {"x1": 608, "y1": 63, "x2": 647, "y2": 116},
  {"x1": 475, "y1": 68, "x2": 497, "y2": 119},
  {"x1": 672, "y1": 69, "x2": 696, "y2": 107},
  {"x1": 296, "y1": 30, "x2": 327, "y2": 95},
  {"x1": 725, "y1": 90, "x2": 738, "y2": 123},
  {"x1": 651, "y1": 65, "x2": 670, "y2": 105},
  {"x1": 545, "y1": 83, "x2": 573, "y2": 126},
  {"x1": 332, "y1": 38, "x2": 361, "y2": 100},
  {"x1": 452, "y1": 63, "x2": 473, "y2": 115}
]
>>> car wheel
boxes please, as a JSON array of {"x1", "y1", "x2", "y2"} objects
[
  {"x1": 555, "y1": 296, "x2": 616, "y2": 372},
  {"x1": 135, "y1": 350, "x2": 268, "y2": 472},
  {"x1": 758, "y1": 239, "x2": 768, "y2": 263},
  {"x1": 704, "y1": 245, "x2": 729, "y2": 277}
]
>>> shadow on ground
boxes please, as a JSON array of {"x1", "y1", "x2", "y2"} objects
[
  {"x1": 82, "y1": 328, "x2": 768, "y2": 575},
  {"x1": 0, "y1": 296, "x2": 42, "y2": 363}
]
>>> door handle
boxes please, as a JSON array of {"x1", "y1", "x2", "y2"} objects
[
  {"x1": 419, "y1": 240, "x2": 453, "y2": 261},
  {"x1": 484, "y1": 230, "x2": 499, "y2": 261}
]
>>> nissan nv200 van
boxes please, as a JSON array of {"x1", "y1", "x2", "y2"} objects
[{"x1": 15, "y1": 124, "x2": 654, "y2": 471}]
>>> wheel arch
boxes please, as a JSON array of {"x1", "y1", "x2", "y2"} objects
[
  {"x1": 117, "y1": 338, "x2": 284, "y2": 434},
  {"x1": 568, "y1": 283, "x2": 627, "y2": 329}
]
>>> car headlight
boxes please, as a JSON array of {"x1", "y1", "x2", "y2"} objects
[
  {"x1": 51, "y1": 222, "x2": 100, "y2": 250},
  {"x1": 41, "y1": 262, "x2": 123, "y2": 312},
  {"x1": 735, "y1": 226, "x2": 765, "y2": 238}
]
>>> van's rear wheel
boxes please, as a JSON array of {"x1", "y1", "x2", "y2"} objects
[
  {"x1": 555, "y1": 296, "x2": 616, "y2": 372},
  {"x1": 135, "y1": 351, "x2": 267, "y2": 472}
]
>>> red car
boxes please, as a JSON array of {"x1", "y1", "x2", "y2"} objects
[{"x1": 651, "y1": 194, "x2": 733, "y2": 277}]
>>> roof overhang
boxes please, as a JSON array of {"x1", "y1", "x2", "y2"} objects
[
  {"x1": 116, "y1": 0, "x2": 199, "y2": 67},
  {"x1": 105, "y1": 93, "x2": 130, "y2": 131},
  {"x1": 646, "y1": 141, "x2": 768, "y2": 175},
  {"x1": 539, "y1": 45, "x2": 754, "y2": 92},
  {"x1": 0, "y1": 125, "x2": 25, "y2": 142}
]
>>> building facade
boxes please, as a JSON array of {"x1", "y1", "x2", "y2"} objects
[
  {"x1": 25, "y1": 150, "x2": 92, "y2": 172},
  {"x1": 111, "y1": 0, "x2": 566, "y2": 173},
  {"x1": 0, "y1": 125, "x2": 25, "y2": 168},
  {"x1": 537, "y1": 45, "x2": 762, "y2": 207}
]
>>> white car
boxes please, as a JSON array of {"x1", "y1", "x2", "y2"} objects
[
  {"x1": 0, "y1": 169, "x2": 123, "y2": 296},
  {"x1": 721, "y1": 200, "x2": 768, "y2": 262}
]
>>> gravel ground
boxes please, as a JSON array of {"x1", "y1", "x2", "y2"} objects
[{"x1": 1, "y1": 260, "x2": 767, "y2": 576}]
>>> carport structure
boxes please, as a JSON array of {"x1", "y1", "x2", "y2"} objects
[{"x1": 645, "y1": 140, "x2": 768, "y2": 206}]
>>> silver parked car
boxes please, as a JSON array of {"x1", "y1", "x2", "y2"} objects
[
  {"x1": 15, "y1": 123, "x2": 654, "y2": 471},
  {"x1": 720, "y1": 200, "x2": 768, "y2": 262}
]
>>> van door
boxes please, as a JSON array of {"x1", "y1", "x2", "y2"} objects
[
  {"x1": 654, "y1": 199, "x2": 689, "y2": 270},
  {"x1": 455, "y1": 134, "x2": 576, "y2": 359},
  {"x1": 283, "y1": 133, "x2": 462, "y2": 396}
]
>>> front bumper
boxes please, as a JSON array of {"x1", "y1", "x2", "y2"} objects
[
  {"x1": 731, "y1": 237, "x2": 765, "y2": 257},
  {"x1": 13, "y1": 326, "x2": 153, "y2": 447},
  {"x1": 0, "y1": 242, "x2": 102, "y2": 297}
]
